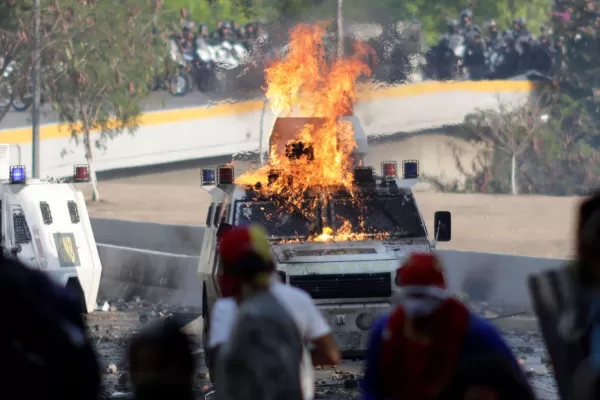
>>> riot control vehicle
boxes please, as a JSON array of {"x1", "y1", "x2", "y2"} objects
[
  {"x1": 198, "y1": 117, "x2": 452, "y2": 356},
  {"x1": 0, "y1": 147, "x2": 102, "y2": 313}
]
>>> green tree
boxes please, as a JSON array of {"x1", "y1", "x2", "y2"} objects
[
  {"x1": 463, "y1": 97, "x2": 551, "y2": 194},
  {"x1": 551, "y1": 0, "x2": 600, "y2": 147},
  {"x1": 46, "y1": 0, "x2": 167, "y2": 201},
  {"x1": 0, "y1": 0, "x2": 33, "y2": 122}
]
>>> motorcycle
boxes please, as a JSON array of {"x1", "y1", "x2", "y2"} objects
[
  {"x1": 11, "y1": 81, "x2": 50, "y2": 112},
  {"x1": 193, "y1": 39, "x2": 217, "y2": 93},
  {"x1": 208, "y1": 40, "x2": 246, "y2": 94},
  {"x1": 167, "y1": 39, "x2": 191, "y2": 97},
  {"x1": 448, "y1": 34, "x2": 468, "y2": 80},
  {"x1": 0, "y1": 59, "x2": 16, "y2": 110}
]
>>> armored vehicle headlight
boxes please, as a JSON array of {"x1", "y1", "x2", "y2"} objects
[{"x1": 356, "y1": 312, "x2": 375, "y2": 331}]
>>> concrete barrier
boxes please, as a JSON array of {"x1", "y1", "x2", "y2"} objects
[
  {"x1": 0, "y1": 80, "x2": 536, "y2": 178},
  {"x1": 97, "y1": 243, "x2": 202, "y2": 307},
  {"x1": 437, "y1": 249, "x2": 566, "y2": 311},
  {"x1": 91, "y1": 218, "x2": 205, "y2": 256}
]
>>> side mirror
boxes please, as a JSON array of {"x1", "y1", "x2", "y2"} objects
[
  {"x1": 434, "y1": 211, "x2": 451, "y2": 242},
  {"x1": 216, "y1": 222, "x2": 233, "y2": 239},
  {"x1": 11, "y1": 244, "x2": 22, "y2": 256}
]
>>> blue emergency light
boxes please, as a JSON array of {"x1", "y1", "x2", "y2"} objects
[
  {"x1": 202, "y1": 168, "x2": 216, "y2": 186},
  {"x1": 402, "y1": 160, "x2": 419, "y2": 179},
  {"x1": 10, "y1": 165, "x2": 26, "y2": 184}
]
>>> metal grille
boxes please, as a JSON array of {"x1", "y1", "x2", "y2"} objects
[
  {"x1": 67, "y1": 201, "x2": 80, "y2": 224},
  {"x1": 234, "y1": 199, "x2": 321, "y2": 239},
  {"x1": 39, "y1": 201, "x2": 53, "y2": 225},
  {"x1": 13, "y1": 213, "x2": 32, "y2": 244},
  {"x1": 289, "y1": 272, "x2": 391, "y2": 299},
  {"x1": 329, "y1": 194, "x2": 426, "y2": 238},
  {"x1": 205, "y1": 203, "x2": 214, "y2": 226},
  {"x1": 276, "y1": 270, "x2": 287, "y2": 283}
]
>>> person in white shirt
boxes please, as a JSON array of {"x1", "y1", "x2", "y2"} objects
[{"x1": 209, "y1": 224, "x2": 340, "y2": 400}]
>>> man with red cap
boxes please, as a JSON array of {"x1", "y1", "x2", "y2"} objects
[
  {"x1": 360, "y1": 252, "x2": 530, "y2": 400},
  {"x1": 213, "y1": 224, "x2": 340, "y2": 400}
]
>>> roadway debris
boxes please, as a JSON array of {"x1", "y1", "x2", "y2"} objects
[{"x1": 90, "y1": 297, "x2": 558, "y2": 400}]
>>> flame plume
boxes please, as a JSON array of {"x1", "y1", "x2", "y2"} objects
[{"x1": 236, "y1": 23, "x2": 371, "y2": 198}]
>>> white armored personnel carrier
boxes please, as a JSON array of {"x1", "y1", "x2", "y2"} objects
[
  {"x1": 197, "y1": 116, "x2": 451, "y2": 356},
  {"x1": 0, "y1": 146, "x2": 102, "y2": 313}
]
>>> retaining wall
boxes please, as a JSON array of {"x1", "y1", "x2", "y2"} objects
[
  {"x1": 437, "y1": 250, "x2": 565, "y2": 311},
  {"x1": 97, "y1": 243, "x2": 202, "y2": 307},
  {"x1": 92, "y1": 219, "x2": 566, "y2": 312},
  {"x1": 91, "y1": 218, "x2": 204, "y2": 256}
]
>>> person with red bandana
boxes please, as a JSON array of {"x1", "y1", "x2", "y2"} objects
[
  {"x1": 360, "y1": 252, "x2": 531, "y2": 400},
  {"x1": 213, "y1": 224, "x2": 340, "y2": 400}
]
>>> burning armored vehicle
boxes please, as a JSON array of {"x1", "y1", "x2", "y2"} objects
[{"x1": 197, "y1": 116, "x2": 451, "y2": 356}]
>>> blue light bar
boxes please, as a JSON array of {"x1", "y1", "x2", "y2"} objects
[
  {"x1": 202, "y1": 168, "x2": 216, "y2": 186},
  {"x1": 10, "y1": 165, "x2": 26, "y2": 184},
  {"x1": 402, "y1": 160, "x2": 419, "y2": 179}
]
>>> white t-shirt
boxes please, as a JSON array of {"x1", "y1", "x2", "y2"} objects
[
  {"x1": 206, "y1": 279, "x2": 332, "y2": 400},
  {"x1": 269, "y1": 281, "x2": 332, "y2": 400},
  {"x1": 207, "y1": 297, "x2": 238, "y2": 348}
]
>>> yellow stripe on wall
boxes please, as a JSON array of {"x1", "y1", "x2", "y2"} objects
[{"x1": 0, "y1": 80, "x2": 538, "y2": 145}]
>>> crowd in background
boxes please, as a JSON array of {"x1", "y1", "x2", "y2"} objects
[
  {"x1": 172, "y1": 7, "x2": 268, "y2": 54},
  {"x1": 160, "y1": 7, "x2": 562, "y2": 97},
  {"x1": 425, "y1": 8, "x2": 560, "y2": 81}
]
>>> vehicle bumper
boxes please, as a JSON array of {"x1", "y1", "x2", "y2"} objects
[{"x1": 316, "y1": 301, "x2": 391, "y2": 357}]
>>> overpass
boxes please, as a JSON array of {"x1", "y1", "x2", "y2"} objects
[{"x1": 0, "y1": 80, "x2": 536, "y2": 180}]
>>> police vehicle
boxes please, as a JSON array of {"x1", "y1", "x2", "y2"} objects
[
  {"x1": 0, "y1": 151, "x2": 101, "y2": 314},
  {"x1": 197, "y1": 116, "x2": 452, "y2": 356}
]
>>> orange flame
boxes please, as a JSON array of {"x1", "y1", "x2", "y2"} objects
[
  {"x1": 236, "y1": 24, "x2": 370, "y2": 195},
  {"x1": 236, "y1": 23, "x2": 372, "y2": 241}
]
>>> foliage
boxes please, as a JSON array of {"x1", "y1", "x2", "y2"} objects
[
  {"x1": 159, "y1": 0, "x2": 552, "y2": 45},
  {"x1": 427, "y1": 96, "x2": 600, "y2": 196},
  {"x1": 0, "y1": 0, "x2": 33, "y2": 122},
  {"x1": 40, "y1": 0, "x2": 168, "y2": 201},
  {"x1": 550, "y1": 0, "x2": 600, "y2": 148}
]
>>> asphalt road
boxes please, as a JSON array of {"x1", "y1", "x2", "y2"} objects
[{"x1": 0, "y1": 89, "x2": 263, "y2": 130}]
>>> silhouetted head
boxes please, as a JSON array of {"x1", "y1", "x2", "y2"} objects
[
  {"x1": 218, "y1": 224, "x2": 275, "y2": 300},
  {"x1": 0, "y1": 255, "x2": 100, "y2": 400},
  {"x1": 129, "y1": 318, "x2": 195, "y2": 400}
]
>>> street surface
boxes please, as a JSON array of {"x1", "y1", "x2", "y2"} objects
[{"x1": 89, "y1": 297, "x2": 557, "y2": 400}]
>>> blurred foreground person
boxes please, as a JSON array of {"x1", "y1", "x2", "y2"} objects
[
  {"x1": 529, "y1": 191, "x2": 600, "y2": 399},
  {"x1": 361, "y1": 253, "x2": 525, "y2": 400},
  {"x1": 436, "y1": 355, "x2": 536, "y2": 400},
  {"x1": 214, "y1": 224, "x2": 340, "y2": 400},
  {"x1": 205, "y1": 297, "x2": 237, "y2": 383},
  {"x1": 0, "y1": 255, "x2": 100, "y2": 400},
  {"x1": 128, "y1": 317, "x2": 196, "y2": 400}
]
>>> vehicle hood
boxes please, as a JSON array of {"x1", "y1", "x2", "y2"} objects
[{"x1": 272, "y1": 241, "x2": 398, "y2": 263}]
